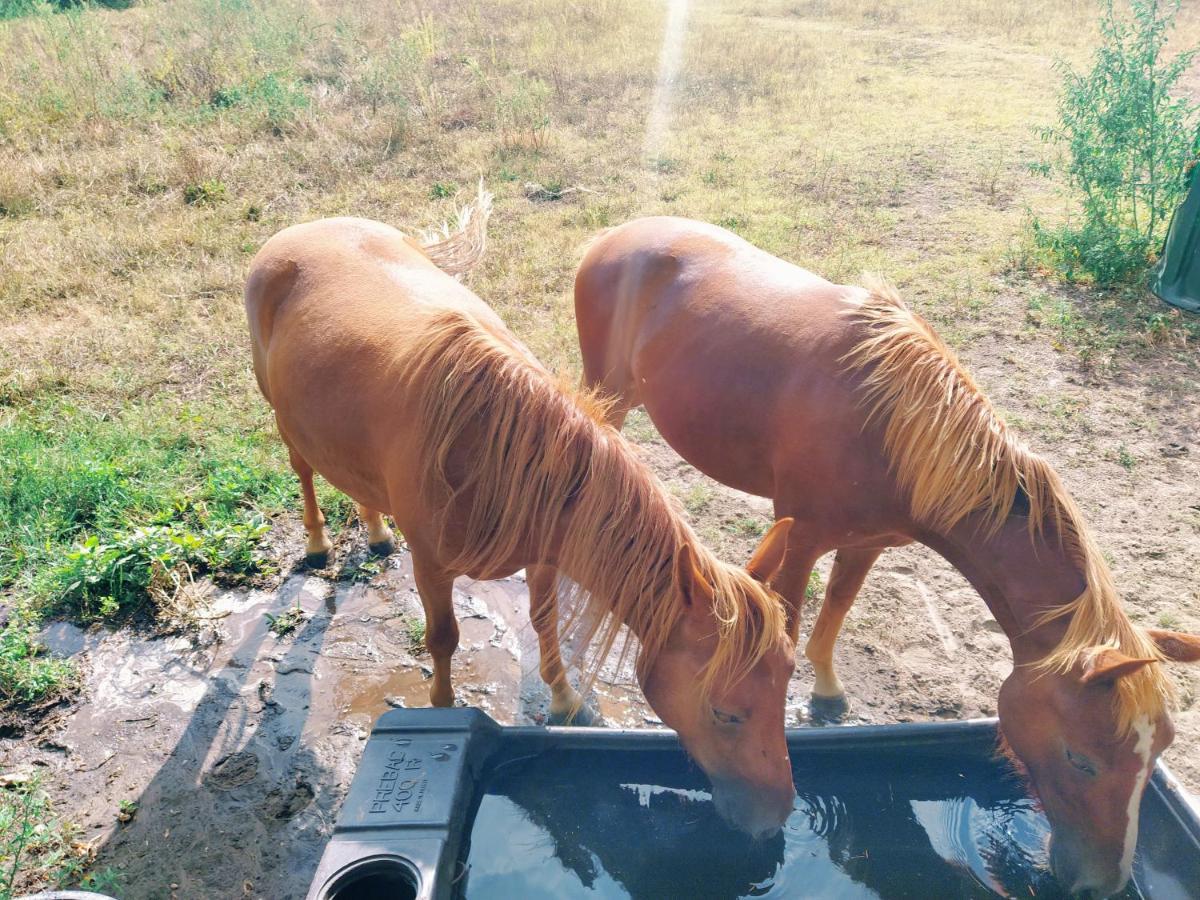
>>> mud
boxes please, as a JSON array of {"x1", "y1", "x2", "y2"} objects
[
  {"x1": 2, "y1": 474, "x2": 1196, "y2": 897},
  {"x1": 0, "y1": 537, "x2": 655, "y2": 899}
]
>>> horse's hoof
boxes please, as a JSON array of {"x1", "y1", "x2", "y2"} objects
[
  {"x1": 368, "y1": 539, "x2": 396, "y2": 557},
  {"x1": 548, "y1": 703, "x2": 603, "y2": 727},
  {"x1": 809, "y1": 693, "x2": 850, "y2": 724},
  {"x1": 305, "y1": 550, "x2": 331, "y2": 569}
]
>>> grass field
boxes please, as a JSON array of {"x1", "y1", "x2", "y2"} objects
[{"x1": 2, "y1": 0, "x2": 1200, "y2": 890}]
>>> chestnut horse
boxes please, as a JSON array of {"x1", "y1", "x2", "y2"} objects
[
  {"x1": 574, "y1": 216, "x2": 1200, "y2": 897},
  {"x1": 243, "y1": 202, "x2": 798, "y2": 838}
]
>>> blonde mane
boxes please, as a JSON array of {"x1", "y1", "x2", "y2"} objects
[
  {"x1": 406, "y1": 310, "x2": 787, "y2": 696},
  {"x1": 842, "y1": 281, "x2": 1172, "y2": 734}
]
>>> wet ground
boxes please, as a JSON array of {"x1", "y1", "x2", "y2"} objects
[
  {"x1": 2, "y1": 520, "x2": 1196, "y2": 898},
  {"x1": 0, "y1": 538, "x2": 656, "y2": 900}
]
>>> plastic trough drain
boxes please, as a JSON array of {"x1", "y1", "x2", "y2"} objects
[{"x1": 322, "y1": 858, "x2": 420, "y2": 900}]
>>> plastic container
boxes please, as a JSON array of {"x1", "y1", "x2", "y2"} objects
[{"x1": 305, "y1": 709, "x2": 1200, "y2": 899}]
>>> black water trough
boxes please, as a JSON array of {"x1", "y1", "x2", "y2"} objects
[{"x1": 304, "y1": 709, "x2": 1200, "y2": 899}]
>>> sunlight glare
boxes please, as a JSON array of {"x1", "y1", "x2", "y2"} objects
[{"x1": 643, "y1": 0, "x2": 691, "y2": 166}]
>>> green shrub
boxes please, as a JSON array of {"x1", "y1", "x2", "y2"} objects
[
  {"x1": 0, "y1": 0, "x2": 35, "y2": 19},
  {"x1": 1033, "y1": 0, "x2": 1200, "y2": 285},
  {"x1": 0, "y1": 0, "x2": 126, "y2": 20}
]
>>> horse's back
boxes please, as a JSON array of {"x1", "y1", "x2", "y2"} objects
[
  {"x1": 243, "y1": 216, "x2": 502, "y2": 513},
  {"x1": 246, "y1": 216, "x2": 502, "y2": 387},
  {"x1": 246, "y1": 217, "x2": 445, "y2": 345},
  {"x1": 577, "y1": 217, "x2": 856, "y2": 329},
  {"x1": 575, "y1": 217, "x2": 871, "y2": 499},
  {"x1": 576, "y1": 217, "x2": 865, "y2": 386}
]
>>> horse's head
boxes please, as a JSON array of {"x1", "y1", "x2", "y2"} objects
[
  {"x1": 638, "y1": 518, "x2": 797, "y2": 840},
  {"x1": 999, "y1": 629, "x2": 1200, "y2": 897}
]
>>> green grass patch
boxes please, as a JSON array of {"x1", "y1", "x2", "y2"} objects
[
  {"x1": 265, "y1": 604, "x2": 306, "y2": 638},
  {"x1": 681, "y1": 483, "x2": 712, "y2": 516},
  {"x1": 724, "y1": 517, "x2": 768, "y2": 538},
  {"x1": 48, "y1": 518, "x2": 271, "y2": 621},
  {"x1": 404, "y1": 615, "x2": 426, "y2": 652},
  {"x1": 806, "y1": 570, "x2": 823, "y2": 601},
  {"x1": 0, "y1": 400, "x2": 294, "y2": 624},
  {"x1": 339, "y1": 556, "x2": 382, "y2": 583},
  {"x1": 0, "y1": 623, "x2": 75, "y2": 707},
  {"x1": 182, "y1": 178, "x2": 227, "y2": 207},
  {"x1": 0, "y1": 0, "x2": 318, "y2": 132}
]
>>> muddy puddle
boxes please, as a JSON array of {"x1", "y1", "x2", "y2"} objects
[
  {"x1": 0, "y1": 546, "x2": 653, "y2": 899},
  {"x1": 13, "y1": 529, "x2": 1175, "y2": 898}
]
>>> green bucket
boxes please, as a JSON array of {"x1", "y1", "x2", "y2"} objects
[{"x1": 1151, "y1": 163, "x2": 1200, "y2": 314}]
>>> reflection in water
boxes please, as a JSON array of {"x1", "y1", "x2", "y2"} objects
[{"x1": 464, "y1": 750, "x2": 1146, "y2": 899}]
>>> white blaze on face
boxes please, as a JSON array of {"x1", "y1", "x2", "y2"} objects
[{"x1": 1120, "y1": 716, "x2": 1155, "y2": 878}]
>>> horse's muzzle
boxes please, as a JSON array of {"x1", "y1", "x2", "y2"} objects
[
  {"x1": 710, "y1": 775, "x2": 795, "y2": 840},
  {"x1": 1049, "y1": 831, "x2": 1129, "y2": 899}
]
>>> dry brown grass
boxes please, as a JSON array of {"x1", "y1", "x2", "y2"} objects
[{"x1": 3, "y1": 0, "x2": 1198, "y2": 400}]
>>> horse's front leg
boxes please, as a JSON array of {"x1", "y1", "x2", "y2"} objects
[
  {"x1": 411, "y1": 551, "x2": 459, "y2": 708},
  {"x1": 764, "y1": 527, "x2": 823, "y2": 647},
  {"x1": 528, "y1": 564, "x2": 598, "y2": 725},
  {"x1": 804, "y1": 546, "x2": 883, "y2": 721}
]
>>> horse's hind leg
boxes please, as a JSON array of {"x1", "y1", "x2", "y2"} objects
[
  {"x1": 412, "y1": 550, "x2": 458, "y2": 708},
  {"x1": 804, "y1": 547, "x2": 883, "y2": 722},
  {"x1": 357, "y1": 503, "x2": 396, "y2": 556},
  {"x1": 288, "y1": 446, "x2": 333, "y2": 568},
  {"x1": 528, "y1": 564, "x2": 597, "y2": 725}
]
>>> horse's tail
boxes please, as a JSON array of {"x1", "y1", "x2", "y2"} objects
[{"x1": 417, "y1": 179, "x2": 493, "y2": 277}]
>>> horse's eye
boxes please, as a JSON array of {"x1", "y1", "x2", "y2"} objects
[
  {"x1": 1066, "y1": 747, "x2": 1097, "y2": 776},
  {"x1": 712, "y1": 708, "x2": 743, "y2": 726}
]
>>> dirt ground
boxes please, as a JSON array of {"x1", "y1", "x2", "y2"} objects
[{"x1": 0, "y1": 526, "x2": 659, "y2": 899}]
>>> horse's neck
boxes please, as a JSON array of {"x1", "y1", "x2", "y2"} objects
[{"x1": 920, "y1": 512, "x2": 1084, "y2": 665}]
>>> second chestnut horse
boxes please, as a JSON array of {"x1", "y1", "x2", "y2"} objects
[{"x1": 574, "y1": 216, "x2": 1200, "y2": 897}]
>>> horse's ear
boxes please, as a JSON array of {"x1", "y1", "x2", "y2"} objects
[
  {"x1": 675, "y1": 543, "x2": 714, "y2": 608},
  {"x1": 1147, "y1": 629, "x2": 1200, "y2": 663},
  {"x1": 746, "y1": 517, "x2": 794, "y2": 584},
  {"x1": 1081, "y1": 648, "x2": 1157, "y2": 685}
]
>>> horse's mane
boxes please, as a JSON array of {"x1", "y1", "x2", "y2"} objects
[
  {"x1": 405, "y1": 309, "x2": 787, "y2": 696},
  {"x1": 842, "y1": 280, "x2": 1172, "y2": 735}
]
